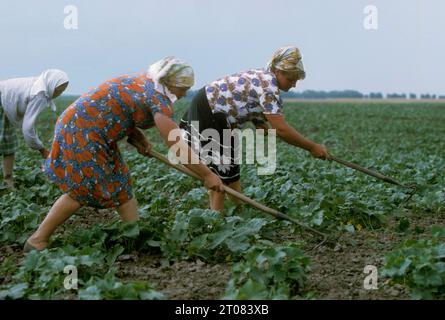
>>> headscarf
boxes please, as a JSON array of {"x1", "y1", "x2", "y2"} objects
[
  {"x1": 30, "y1": 69, "x2": 69, "y2": 111},
  {"x1": 147, "y1": 56, "x2": 194, "y2": 88},
  {"x1": 266, "y1": 46, "x2": 306, "y2": 80}
]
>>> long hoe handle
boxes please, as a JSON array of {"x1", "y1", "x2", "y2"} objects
[
  {"x1": 330, "y1": 155, "x2": 407, "y2": 187},
  {"x1": 146, "y1": 148, "x2": 326, "y2": 239}
]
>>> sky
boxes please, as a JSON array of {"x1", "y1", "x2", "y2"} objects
[{"x1": 0, "y1": 0, "x2": 444, "y2": 95}]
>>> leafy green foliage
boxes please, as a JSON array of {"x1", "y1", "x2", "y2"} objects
[
  {"x1": 224, "y1": 242, "x2": 310, "y2": 299},
  {"x1": 79, "y1": 273, "x2": 164, "y2": 300},
  {"x1": 382, "y1": 226, "x2": 445, "y2": 299},
  {"x1": 1, "y1": 99, "x2": 444, "y2": 299},
  {"x1": 0, "y1": 196, "x2": 48, "y2": 243},
  {"x1": 0, "y1": 244, "x2": 163, "y2": 300},
  {"x1": 0, "y1": 246, "x2": 109, "y2": 299},
  {"x1": 165, "y1": 209, "x2": 269, "y2": 262}
]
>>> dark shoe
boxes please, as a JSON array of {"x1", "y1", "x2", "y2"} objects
[{"x1": 23, "y1": 240, "x2": 44, "y2": 253}]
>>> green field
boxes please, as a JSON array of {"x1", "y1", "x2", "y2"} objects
[{"x1": 1, "y1": 97, "x2": 444, "y2": 299}]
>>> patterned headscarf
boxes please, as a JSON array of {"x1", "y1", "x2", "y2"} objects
[
  {"x1": 266, "y1": 46, "x2": 306, "y2": 80},
  {"x1": 147, "y1": 56, "x2": 194, "y2": 88}
]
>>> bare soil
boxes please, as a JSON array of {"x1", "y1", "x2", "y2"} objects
[{"x1": 1, "y1": 208, "x2": 444, "y2": 300}]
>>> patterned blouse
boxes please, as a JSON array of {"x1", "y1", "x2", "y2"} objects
[{"x1": 205, "y1": 69, "x2": 283, "y2": 128}]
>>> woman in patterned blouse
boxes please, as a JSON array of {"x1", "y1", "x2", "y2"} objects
[
  {"x1": 180, "y1": 46, "x2": 330, "y2": 211},
  {"x1": 25, "y1": 57, "x2": 224, "y2": 252}
]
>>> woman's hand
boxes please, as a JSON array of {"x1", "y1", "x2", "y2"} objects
[
  {"x1": 203, "y1": 171, "x2": 225, "y2": 193},
  {"x1": 39, "y1": 148, "x2": 50, "y2": 159},
  {"x1": 127, "y1": 129, "x2": 152, "y2": 157},
  {"x1": 135, "y1": 139, "x2": 152, "y2": 156},
  {"x1": 310, "y1": 143, "x2": 330, "y2": 160},
  {"x1": 255, "y1": 122, "x2": 270, "y2": 135}
]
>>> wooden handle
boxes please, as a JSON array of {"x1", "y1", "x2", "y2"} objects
[
  {"x1": 148, "y1": 149, "x2": 326, "y2": 238},
  {"x1": 127, "y1": 138, "x2": 326, "y2": 238},
  {"x1": 330, "y1": 155, "x2": 405, "y2": 187}
]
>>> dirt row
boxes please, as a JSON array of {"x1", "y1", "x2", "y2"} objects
[{"x1": 1, "y1": 208, "x2": 444, "y2": 299}]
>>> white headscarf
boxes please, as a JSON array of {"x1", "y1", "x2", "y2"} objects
[{"x1": 30, "y1": 69, "x2": 69, "y2": 111}]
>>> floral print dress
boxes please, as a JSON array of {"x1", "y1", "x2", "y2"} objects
[{"x1": 44, "y1": 74, "x2": 173, "y2": 208}]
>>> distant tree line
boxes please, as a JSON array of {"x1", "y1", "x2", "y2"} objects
[
  {"x1": 280, "y1": 90, "x2": 445, "y2": 100},
  {"x1": 184, "y1": 90, "x2": 444, "y2": 100}
]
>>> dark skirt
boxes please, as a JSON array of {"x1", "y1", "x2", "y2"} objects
[{"x1": 180, "y1": 87, "x2": 240, "y2": 184}]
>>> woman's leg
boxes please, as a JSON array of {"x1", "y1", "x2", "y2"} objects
[
  {"x1": 27, "y1": 194, "x2": 81, "y2": 250},
  {"x1": 209, "y1": 179, "x2": 242, "y2": 211},
  {"x1": 226, "y1": 180, "x2": 243, "y2": 205},
  {"x1": 209, "y1": 189, "x2": 225, "y2": 212},
  {"x1": 3, "y1": 154, "x2": 14, "y2": 188},
  {"x1": 117, "y1": 197, "x2": 139, "y2": 221}
]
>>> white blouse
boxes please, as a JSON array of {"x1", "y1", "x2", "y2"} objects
[{"x1": 0, "y1": 77, "x2": 54, "y2": 150}]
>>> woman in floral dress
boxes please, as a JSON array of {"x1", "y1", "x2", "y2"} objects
[{"x1": 25, "y1": 57, "x2": 223, "y2": 251}]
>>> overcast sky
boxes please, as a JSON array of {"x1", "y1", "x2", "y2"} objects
[{"x1": 0, "y1": 0, "x2": 444, "y2": 95}]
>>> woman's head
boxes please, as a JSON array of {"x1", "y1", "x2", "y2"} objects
[
  {"x1": 30, "y1": 69, "x2": 69, "y2": 101},
  {"x1": 267, "y1": 46, "x2": 306, "y2": 91},
  {"x1": 52, "y1": 81, "x2": 69, "y2": 98},
  {"x1": 147, "y1": 57, "x2": 194, "y2": 99}
]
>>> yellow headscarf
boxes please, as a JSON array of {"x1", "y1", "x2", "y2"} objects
[
  {"x1": 266, "y1": 46, "x2": 306, "y2": 80},
  {"x1": 147, "y1": 56, "x2": 194, "y2": 88}
]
